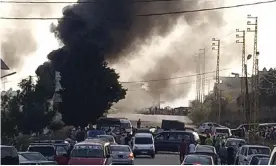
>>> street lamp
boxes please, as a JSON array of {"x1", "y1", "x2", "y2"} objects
[{"x1": 1, "y1": 72, "x2": 16, "y2": 79}]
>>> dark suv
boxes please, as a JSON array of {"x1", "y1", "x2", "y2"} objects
[
  {"x1": 1, "y1": 145, "x2": 19, "y2": 165},
  {"x1": 154, "y1": 131, "x2": 200, "y2": 153}
]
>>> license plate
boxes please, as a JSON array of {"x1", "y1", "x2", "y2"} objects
[
  {"x1": 118, "y1": 155, "x2": 123, "y2": 158},
  {"x1": 141, "y1": 151, "x2": 147, "y2": 154}
]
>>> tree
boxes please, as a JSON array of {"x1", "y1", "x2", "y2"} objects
[
  {"x1": 1, "y1": 92, "x2": 20, "y2": 139},
  {"x1": 17, "y1": 77, "x2": 55, "y2": 134},
  {"x1": 48, "y1": 47, "x2": 127, "y2": 128}
]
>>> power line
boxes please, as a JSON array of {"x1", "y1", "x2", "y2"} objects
[
  {"x1": 121, "y1": 68, "x2": 230, "y2": 84},
  {"x1": 0, "y1": 0, "x2": 212, "y2": 3},
  {"x1": 1, "y1": 0, "x2": 275, "y2": 20}
]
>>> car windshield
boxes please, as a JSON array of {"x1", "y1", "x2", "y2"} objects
[
  {"x1": 248, "y1": 147, "x2": 270, "y2": 155},
  {"x1": 135, "y1": 137, "x2": 153, "y2": 144},
  {"x1": 259, "y1": 158, "x2": 269, "y2": 165},
  {"x1": 98, "y1": 135, "x2": 115, "y2": 143},
  {"x1": 21, "y1": 152, "x2": 47, "y2": 161},
  {"x1": 71, "y1": 145, "x2": 103, "y2": 158},
  {"x1": 28, "y1": 146, "x2": 55, "y2": 157},
  {"x1": 121, "y1": 123, "x2": 131, "y2": 129},
  {"x1": 226, "y1": 139, "x2": 245, "y2": 147},
  {"x1": 196, "y1": 146, "x2": 214, "y2": 153},
  {"x1": 184, "y1": 155, "x2": 212, "y2": 165},
  {"x1": 110, "y1": 146, "x2": 130, "y2": 152}
]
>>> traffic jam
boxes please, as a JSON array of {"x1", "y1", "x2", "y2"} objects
[{"x1": 1, "y1": 117, "x2": 276, "y2": 165}]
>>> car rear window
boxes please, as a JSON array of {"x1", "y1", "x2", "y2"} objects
[
  {"x1": 1, "y1": 146, "x2": 18, "y2": 158},
  {"x1": 28, "y1": 146, "x2": 55, "y2": 157},
  {"x1": 259, "y1": 158, "x2": 269, "y2": 165},
  {"x1": 21, "y1": 152, "x2": 47, "y2": 161},
  {"x1": 248, "y1": 147, "x2": 270, "y2": 155},
  {"x1": 196, "y1": 146, "x2": 214, "y2": 153},
  {"x1": 121, "y1": 122, "x2": 131, "y2": 129},
  {"x1": 71, "y1": 145, "x2": 103, "y2": 158},
  {"x1": 216, "y1": 129, "x2": 229, "y2": 133},
  {"x1": 184, "y1": 155, "x2": 212, "y2": 165},
  {"x1": 97, "y1": 135, "x2": 115, "y2": 143},
  {"x1": 135, "y1": 137, "x2": 153, "y2": 144},
  {"x1": 110, "y1": 146, "x2": 130, "y2": 152}
]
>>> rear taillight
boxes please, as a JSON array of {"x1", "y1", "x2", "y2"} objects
[{"x1": 129, "y1": 153, "x2": 134, "y2": 159}]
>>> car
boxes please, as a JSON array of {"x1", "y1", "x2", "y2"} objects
[
  {"x1": 248, "y1": 154, "x2": 270, "y2": 165},
  {"x1": 132, "y1": 133, "x2": 155, "y2": 158},
  {"x1": 154, "y1": 131, "x2": 200, "y2": 153},
  {"x1": 136, "y1": 128, "x2": 152, "y2": 134},
  {"x1": 120, "y1": 119, "x2": 133, "y2": 134},
  {"x1": 181, "y1": 154, "x2": 214, "y2": 165},
  {"x1": 237, "y1": 145, "x2": 271, "y2": 165},
  {"x1": 18, "y1": 152, "x2": 57, "y2": 165},
  {"x1": 194, "y1": 145, "x2": 218, "y2": 164},
  {"x1": 68, "y1": 138, "x2": 112, "y2": 165},
  {"x1": 268, "y1": 145, "x2": 276, "y2": 165},
  {"x1": 1, "y1": 145, "x2": 19, "y2": 165},
  {"x1": 97, "y1": 135, "x2": 117, "y2": 145},
  {"x1": 214, "y1": 127, "x2": 232, "y2": 137},
  {"x1": 110, "y1": 145, "x2": 134, "y2": 165},
  {"x1": 28, "y1": 143, "x2": 70, "y2": 165},
  {"x1": 198, "y1": 122, "x2": 223, "y2": 133},
  {"x1": 257, "y1": 157, "x2": 269, "y2": 165}
]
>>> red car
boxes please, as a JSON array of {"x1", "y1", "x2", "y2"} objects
[{"x1": 69, "y1": 138, "x2": 112, "y2": 165}]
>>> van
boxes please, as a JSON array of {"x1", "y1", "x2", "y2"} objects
[
  {"x1": 132, "y1": 133, "x2": 155, "y2": 158},
  {"x1": 120, "y1": 119, "x2": 132, "y2": 134},
  {"x1": 68, "y1": 139, "x2": 112, "y2": 165},
  {"x1": 1, "y1": 145, "x2": 19, "y2": 165}
]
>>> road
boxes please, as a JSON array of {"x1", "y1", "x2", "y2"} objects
[{"x1": 134, "y1": 153, "x2": 180, "y2": 165}]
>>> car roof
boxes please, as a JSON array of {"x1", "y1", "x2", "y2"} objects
[
  {"x1": 196, "y1": 145, "x2": 215, "y2": 149},
  {"x1": 0, "y1": 145, "x2": 15, "y2": 148},
  {"x1": 134, "y1": 133, "x2": 153, "y2": 137},
  {"x1": 215, "y1": 127, "x2": 229, "y2": 129},
  {"x1": 242, "y1": 145, "x2": 270, "y2": 148},
  {"x1": 226, "y1": 138, "x2": 245, "y2": 141},
  {"x1": 160, "y1": 130, "x2": 193, "y2": 134},
  {"x1": 76, "y1": 138, "x2": 109, "y2": 146},
  {"x1": 120, "y1": 119, "x2": 130, "y2": 123},
  {"x1": 186, "y1": 154, "x2": 213, "y2": 158},
  {"x1": 251, "y1": 154, "x2": 270, "y2": 157},
  {"x1": 28, "y1": 144, "x2": 55, "y2": 147},
  {"x1": 98, "y1": 135, "x2": 113, "y2": 137}
]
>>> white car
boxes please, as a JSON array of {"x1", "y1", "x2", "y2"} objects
[
  {"x1": 268, "y1": 145, "x2": 276, "y2": 165},
  {"x1": 214, "y1": 127, "x2": 232, "y2": 137},
  {"x1": 236, "y1": 145, "x2": 271, "y2": 165},
  {"x1": 198, "y1": 122, "x2": 222, "y2": 133}
]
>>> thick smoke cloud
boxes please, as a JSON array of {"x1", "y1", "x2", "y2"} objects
[
  {"x1": 1, "y1": 2, "x2": 53, "y2": 69},
  {"x1": 52, "y1": 0, "x2": 225, "y2": 109}
]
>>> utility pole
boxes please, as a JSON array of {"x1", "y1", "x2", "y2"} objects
[
  {"x1": 212, "y1": 38, "x2": 221, "y2": 122},
  {"x1": 212, "y1": 38, "x2": 221, "y2": 100},
  {"x1": 247, "y1": 14, "x2": 259, "y2": 132},
  {"x1": 218, "y1": 90, "x2": 222, "y2": 123},
  {"x1": 236, "y1": 29, "x2": 246, "y2": 113},
  {"x1": 195, "y1": 54, "x2": 201, "y2": 102},
  {"x1": 199, "y1": 48, "x2": 206, "y2": 102}
]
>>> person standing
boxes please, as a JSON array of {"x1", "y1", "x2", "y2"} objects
[
  {"x1": 205, "y1": 134, "x2": 213, "y2": 146},
  {"x1": 179, "y1": 139, "x2": 188, "y2": 164},
  {"x1": 219, "y1": 142, "x2": 227, "y2": 165},
  {"x1": 188, "y1": 140, "x2": 196, "y2": 153},
  {"x1": 137, "y1": 119, "x2": 141, "y2": 129}
]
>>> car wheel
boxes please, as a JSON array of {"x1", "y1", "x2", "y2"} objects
[{"x1": 151, "y1": 154, "x2": 155, "y2": 158}]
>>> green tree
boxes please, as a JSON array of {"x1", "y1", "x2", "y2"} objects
[{"x1": 17, "y1": 77, "x2": 55, "y2": 134}]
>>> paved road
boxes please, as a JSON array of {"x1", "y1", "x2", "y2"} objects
[{"x1": 134, "y1": 153, "x2": 180, "y2": 165}]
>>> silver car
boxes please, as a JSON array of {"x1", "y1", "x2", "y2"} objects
[{"x1": 110, "y1": 145, "x2": 134, "y2": 165}]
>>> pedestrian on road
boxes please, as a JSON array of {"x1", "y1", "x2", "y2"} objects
[
  {"x1": 179, "y1": 139, "x2": 188, "y2": 164},
  {"x1": 188, "y1": 140, "x2": 196, "y2": 153},
  {"x1": 137, "y1": 119, "x2": 141, "y2": 129},
  {"x1": 219, "y1": 142, "x2": 227, "y2": 165},
  {"x1": 205, "y1": 134, "x2": 213, "y2": 146}
]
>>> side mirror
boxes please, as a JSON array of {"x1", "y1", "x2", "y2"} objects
[{"x1": 106, "y1": 154, "x2": 111, "y2": 158}]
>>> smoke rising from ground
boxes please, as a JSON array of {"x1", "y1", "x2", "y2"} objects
[{"x1": 53, "y1": 0, "x2": 226, "y2": 110}]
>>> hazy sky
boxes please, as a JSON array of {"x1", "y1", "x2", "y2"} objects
[{"x1": 1, "y1": 0, "x2": 276, "y2": 107}]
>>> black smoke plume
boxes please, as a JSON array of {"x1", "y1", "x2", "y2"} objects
[{"x1": 50, "y1": 0, "x2": 225, "y2": 109}]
